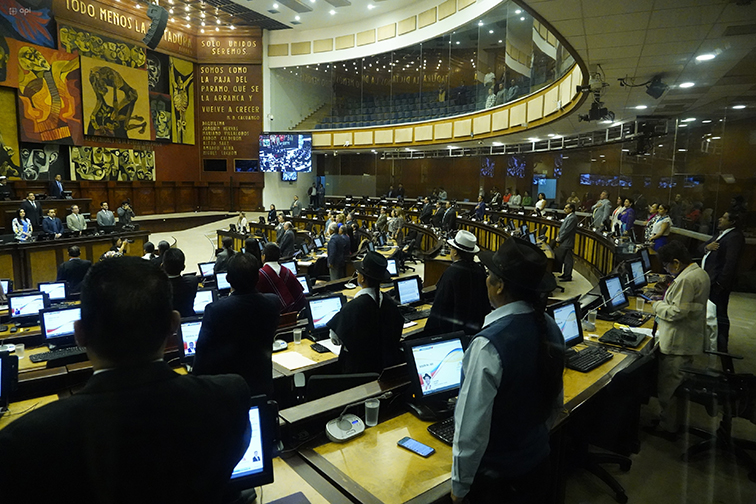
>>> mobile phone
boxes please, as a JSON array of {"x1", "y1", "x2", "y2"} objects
[
  {"x1": 397, "y1": 436, "x2": 435, "y2": 457},
  {"x1": 639, "y1": 293, "x2": 652, "y2": 302}
]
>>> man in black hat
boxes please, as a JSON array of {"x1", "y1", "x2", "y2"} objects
[
  {"x1": 326, "y1": 251, "x2": 405, "y2": 374},
  {"x1": 451, "y1": 238, "x2": 564, "y2": 504},
  {"x1": 424, "y1": 230, "x2": 489, "y2": 337}
]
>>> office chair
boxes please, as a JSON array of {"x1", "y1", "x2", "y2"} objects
[{"x1": 675, "y1": 351, "x2": 756, "y2": 482}]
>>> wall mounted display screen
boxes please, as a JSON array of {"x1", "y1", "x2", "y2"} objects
[{"x1": 259, "y1": 133, "x2": 312, "y2": 173}]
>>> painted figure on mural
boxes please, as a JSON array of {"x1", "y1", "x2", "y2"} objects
[
  {"x1": 20, "y1": 143, "x2": 59, "y2": 180},
  {"x1": 0, "y1": 131, "x2": 20, "y2": 178},
  {"x1": 150, "y1": 95, "x2": 172, "y2": 140},
  {"x1": 170, "y1": 60, "x2": 193, "y2": 144},
  {"x1": 87, "y1": 65, "x2": 147, "y2": 137}
]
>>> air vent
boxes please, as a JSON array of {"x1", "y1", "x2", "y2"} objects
[{"x1": 723, "y1": 24, "x2": 756, "y2": 36}]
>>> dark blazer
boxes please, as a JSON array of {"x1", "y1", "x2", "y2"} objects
[
  {"x1": 0, "y1": 363, "x2": 251, "y2": 504},
  {"x1": 279, "y1": 229, "x2": 295, "y2": 257},
  {"x1": 20, "y1": 198, "x2": 42, "y2": 226},
  {"x1": 214, "y1": 248, "x2": 235, "y2": 273},
  {"x1": 432, "y1": 207, "x2": 444, "y2": 228},
  {"x1": 557, "y1": 212, "x2": 578, "y2": 249},
  {"x1": 42, "y1": 216, "x2": 64, "y2": 234},
  {"x1": 442, "y1": 207, "x2": 457, "y2": 231},
  {"x1": 56, "y1": 257, "x2": 92, "y2": 292},
  {"x1": 425, "y1": 260, "x2": 490, "y2": 337},
  {"x1": 700, "y1": 228, "x2": 745, "y2": 293},
  {"x1": 419, "y1": 203, "x2": 434, "y2": 224},
  {"x1": 48, "y1": 179, "x2": 64, "y2": 198},
  {"x1": 193, "y1": 290, "x2": 281, "y2": 397},
  {"x1": 170, "y1": 275, "x2": 201, "y2": 317}
]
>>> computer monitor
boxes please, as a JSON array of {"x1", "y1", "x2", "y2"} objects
[
  {"x1": 215, "y1": 271, "x2": 231, "y2": 291},
  {"x1": 307, "y1": 294, "x2": 345, "y2": 335},
  {"x1": 8, "y1": 292, "x2": 47, "y2": 326},
  {"x1": 599, "y1": 274, "x2": 629, "y2": 313},
  {"x1": 0, "y1": 279, "x2": 12, "y2": 295},
  {"x1": 639, "y1": 248, "x2": 651, "y2": 272},
  {"x1": 177, "y1": 316, "x2": 203, "y2": 361},
  {"x1": 296, "y1": 275, "x2": 311, "y2": 295},
  {"x1": 528, "y1": 233, "x2": 537, "y2": 245},
  {"x1": 0, "y1": 352, "x2": 19, "y2": 414},
  {"x1": 313, "y1": 236, "x2": 323, "y2": 249},
  {"x1": 520, "y1": 224, "x2": 529, "y2": 235},
  {"x1": 39, "y1": 305, "x2": 81, "y2": 349},
  {"x1": 627, "y1": 259, "x2": 648, "y2": 290},
  {"x1": 228, "y1": 396, "x2": 275, "y2": 490},
  {"x1": 280, "y1": 261, "x2": 296, "y2": 275},
  {"x1": 377, "y1": 234, "x2": 386, "y2": 247},
  {"x1": 507, "y1": 221, "x2": 516, "y2": 231},
  {"x1": 386, "y1": 259, "x2": 398, "y2": 277},
  {"x1": 403, "y1": 331, "x2": 465, "y2": 406},
  {"x1": 198, "y1": 262, "x2": 215, "y2": 279},
  {"x1": 546, "y1": 298, "x2": 583, "y2": 348},
  {"x1": 394, "y1": 276, "x2": 422, "y2": 306},
  {"x1": 367, "y1": 241, "x2": 375, "y2": 252},
  {"x1": 193, "y1": 288, "x2": 217, "y2": 314},
  {"x1": 300, "y1": 243, "x2": 309, "y2": 256},
  {"x1": 38, "y1": 281, "x2": 68, "y2": 303}
]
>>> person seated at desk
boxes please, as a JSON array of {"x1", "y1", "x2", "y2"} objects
[
  {"x1": 452, "y1": 239, "x2": 564, "y2": 504},
  {"x1": 96, "y1": 201, "x2": 115, "y2": 227},
  {"x1": 0, "y1": 257, "x2": 252, "y2": 504},
  {"x1": 11, "y1": 208, "x2": 33, "y2": 242},
  {"x1": 193, "y1": 253, "x2": 280, "y2": 397},
  {"x1": 425, "y1": 231, "x2": 489, "y2": 338},
  {"x1": 163, "y1": 247, "x2": 200, "y2": 318},
  {"x1": 327, "y1": 251, "x2": 404, "y2": 374},
  {"x1": 215, "y1": 236, "x2": 235, "y2": 273},
  {"x1": 66, "y1": 204, "x2": 87, "y2": 235},
  {"x1": 257, "y1": 242, "x2": 306, "y2": 314},
  {"x1": 42, "y1": 208, "x2": 64, "y2": 238},
  {"x1": 57, "y1": 245, "x2": 92, "y2": 293}
]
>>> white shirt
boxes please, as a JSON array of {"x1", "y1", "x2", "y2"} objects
[
  {"x1": 266, "y1": 261, "x2": 282, "y2": 275},
  {"x1": 535, "y1": 199, "x2": 547, "y2": 211},
  {"x1": 509, "y1": 194, "x2": 522, "y2": 206},
  {"x1": 701, "y1": 227, "x2": 734, "y2": 271}
]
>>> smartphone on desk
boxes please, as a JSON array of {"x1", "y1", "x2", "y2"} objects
[{"x1": 397, "y1": 436, "x2": 435, "y2": 457}]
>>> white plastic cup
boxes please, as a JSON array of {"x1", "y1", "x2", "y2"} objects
[
  {"x1": 14, "y1": 343, "x2": 25, "y2": 359},
  {"x1": 365, "y1": 398, "x2": 380, "y2": 427},
  {"x1": 636, "y1": 297, "x2": 645, "y2": 312},
  {"x1": 293, "y1": 328, "x2": 303, "y2": 345},
  {"x1": 588, "y1": 310, "x2": 598, "y2": 325}
]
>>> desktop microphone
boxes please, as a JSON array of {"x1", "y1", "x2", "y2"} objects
[
  {"x1": 325, "y1": 392, "x2": 393, "y2": 443},
  {"x1": 587, "y1": 284, "x2": 635, "y2": 318}
]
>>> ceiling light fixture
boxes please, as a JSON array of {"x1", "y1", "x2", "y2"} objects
[
  {"x1": 329, "y1": 9, "x2": 335, "y2": 14},
  {"x1": 702, "y1": 119, "x2": 712, "y2": 123},
  {"x1": 682, "y1": 117, "x2": 696, "y2": 122},
  {"x1": 515, "y1": 9, "x2": 522, "y2": 14},
  {"x1": 184, "y1": 5, "x2": 189, "y2": 11},
  {"x1": 733, "y1": 104, "x2": 746, "y2": 109},
  {"x1": 216, "y1": 18, "x2": 220, "y2": 24},
  {"x1": 295, "y1": 15, "x2": 300, "y2": 20},
  {"x1": 368, "y1": 4, "x2": 374, "y2": 9},
  {"x1": 679, "y1": 82, "x2": 695, "y2": 88},
  {"x1": 478, "y1": 21, "x2": 483, "y2": 26},
  {"x1": 696, "y1": 53, "x2": 716, "y2": 61},
  {"x1": 635, "y1": 105, "x2": 648, "y2": 110},
  {"x1": 520, "y1": 16, "x2": 525, "y2": 21}
]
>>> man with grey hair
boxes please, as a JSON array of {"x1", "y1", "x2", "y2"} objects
[
  {"x1": 591, "y1": 191, "x2": 612, "y2": 231},
  {"x1": 327, "y1": 222, "x2": 346, "y2": 280},
  {"x1": 279, "y1": 221, "x2": 295, "y2": 258}
]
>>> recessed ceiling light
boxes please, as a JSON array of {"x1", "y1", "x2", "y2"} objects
[
  {"x1": 702, "y1": 119, "x2": 712, "y2": 123},
  {"x1": 184, "y1": 5, "x2": 190, "y2": 11},
  {"x1": 712, "y1": 136, "x2": 721, "y2": 140},
  {"x1": 658, "y1": 144, "x2": 663, "y2": 147},
  {"x1": 635, "y1": 105, "x2": 648, "y2": 110},
  {"x1": 185, "y1": 23, "x2": 190, "y2": 28},
  {"x1": 515, "y1": 9, "x2": 522, "y2": 14},
  {"x1": 547, "y1": 133, "x2": 555, "y2": 137},
  {"x1": 329, "y1": 9, "x2": 335, "y2": 14},
  {"x1": 489, "y1": 30, "x2": 493, "y2": 34},
  {"x1": 368, "y1": 4, "x2": 374, "y2": 9},
  {"x1": 478, "y1": 21, "x2": 483, "y2": 26},
  {"x1": 621, "y1": 149, "x2": 629, "y2": 152},
  {"x1": 273, "y1": 3, "x2": 279, "y2": 8},
  {"x1": 679, "y1": 82, "x2": 695, "y2": 88},
  {"x1": 498, "y1": 39, "x2": 502, "y2": 43},
  {"x1": 184, "y1": 15, "x2": 189, "y2": 20},
  {"x1": 696, "y1": 53, "x2": 716, "y2": 61},
  {"x1": 134, "y1": 2, "x2": 140, "y2": 7},
  {"x1": 215, "y1": 26, "x2": 219, "y2": 31},
  {"x1": 520, "y1": 16, "x2": 525, "y2": 21},
  {"x1": 230, "y1": 25, "x2": 235, "y2": 30},
  {"x1": 295, "y1": 15, "x2": 300, "y2": 20},
  {"x1": 563, "y1": 156, "x2": 569, "y2": 159},
  {"x1": 170, "y1": 17, "x2": 175, "y2": 22},
  {"x1": 600, "y1": 120, "x2": 612, "y2": 124},
  {"x1": 201, "y1": 28, "x2": 204, "y2": 33},
  {"x1": 682, "y1": 117, "x2": 696, "y2": 122},
  {"x1": 733, "y1": 104, "x2": 746, "y2": 109},
  {"x1": 599, "y1": 154, "x2": 605, "y2": 157},
  {"x1": 169, "y1": 7, "x2": 174, "y2": 13},
  {"x1": 456, "y1": 41, "x2": 460, "y2": 45},
  {"x1": 201, "y1": 12, "x2": 205, "y2": 18},
  {"x1": 591, "y1": 158, "x2": 597, "y2": 162},
  {"x1": 201, "y1": 21, "x2": 205, "y2": 26},
  {"x1": 679, "y1": 124, "x2": 687, "y2": 127}
]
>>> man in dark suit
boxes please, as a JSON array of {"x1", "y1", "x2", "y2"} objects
[
  {"x1": 20, "y1": 191, "x2": 42, "y2": 226},
  {"x1": 56, "y1": 246, "x2": 92, "y2": 293},
  {"x1": 48, "y1": 174, "x2": 65, "y2": 198},
  {"x1": 327, "y1": 223, "x2": 346, "y2": 280},
  {"x1": 0, "y1": 257, "x2": 251, "y2": 504},
  {"x1": 555, "y1": 202, "x2": 578, "y2": 281},
  {"x1": 431, "y1": 201, "x2": 445, "y2": 228},
  {"x1": 442, "y1": 200, "x2": 457, "y2": 232},
  {"x1": 700, "y1": 209, "x2": 745, "y2": 352},
  {"x1": 163, "y1": 247, "x2": 200, "y2": 317},
  {"x1": 279, "y1": 221, "x2": 295, "y2": 258},
  {"x1": 419, "y1": 197, "x2": 434, "y2": 224},
  {"x1": 42, "y1": 208, "x2": 64, "y2": 238},
  {"x1": 0, "y1": 174, "x2": 14, "y2": 200},
  {"x1": 193, "y1": 253, "x2": 281, "y2": 397}
]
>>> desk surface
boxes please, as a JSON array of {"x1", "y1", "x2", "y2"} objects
[{"x1": 0, "y1": 394, "x2": 58, "y2": 431}]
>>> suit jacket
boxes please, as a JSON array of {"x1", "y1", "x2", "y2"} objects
[
  {"x1": 170, "y1": 275, "x2": 201, "y2": 317},
  {"x1": 97, "y1": 209, "x2": 115, "y2": 226},
  {"x1": 42, "y1": 216, "x2": 64, "y2": 234},
  {"x1": 425, "y1": 260, "x2": 490, "y2": 336},
  {"x1": 700, "y1": 228, "x2": 745, "y2": 294},
  {"x1": 214, "y1": 248, "x2": 235, "y2": 273},
  {"x1": 193, "y1": 290, "x2": 281, "y2": 397},
  {"x1": 56, "y1": 257, "x2": 92, "y2": 292},
  {"x1": 557, "y1": 212, "x2": 577, "y2": 249},
  {"x1": 0, "y1": 363, "x2": 251, "y2": 504},
  {"x1": 431, "y1": 207, "x2": 445, "y2": 228},
  {"x1": 442, "y1": 207, "x2": 457, "y2": 231},
  {"x1": 20, "y1": 198, "x2": 42, "y2": 226},
  {"x1": 653, "y1": 263, "x2": 710, "y2": 356},
  {"x1": 48, "y1": 179, "x2": 64, "y2": 198},
  {"x1": 327, "y1": 233, "x2": 346, "y2": 268},
  {"x1": 279, "y1": 229, "x2": 295, "y2": 257},
  {"x1": 419, "y1": 203, "x2": 434, "y2": 224},
  {"x1": 66, "y1": 212, "x2": 87, "y2": 232}
]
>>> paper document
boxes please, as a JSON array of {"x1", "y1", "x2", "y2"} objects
[
  {"x1": 272, "y1": 352, "x2": 317, "y2": 371},
  {"x1": 315, "y1": 339, "x2": 341, "y2": 355}
]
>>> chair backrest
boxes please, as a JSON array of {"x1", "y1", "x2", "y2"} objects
[{"x1": 306, "y1": 372, "x2": 380, "y2": 401}]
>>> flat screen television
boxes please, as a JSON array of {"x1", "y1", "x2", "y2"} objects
[
  {"x1": 259, "y1": 133, "x2": 312, "y2": 173},
  {"x1": 281, "y1": 171, "x2": 298, "y2": 181}
]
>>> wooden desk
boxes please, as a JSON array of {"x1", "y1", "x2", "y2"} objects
[{"x1": 0, "y1": 394, "x2": 58, "y2": 431}]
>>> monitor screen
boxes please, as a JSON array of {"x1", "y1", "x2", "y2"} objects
[
  {"x1": 296, "y1": 275, "x2": 310, "y2": 295},
  {"x1": 39, "y1": 282, "x2": 67, "y2": 301},
  {"x1": 628, "y1": 259, "x2": 647, "y2": 289},
  {"x1": 528, "y1": 233, "x2": 537, "y2": 245},
  {"x1": 313, "y1": 237, "x2": 323, "y2": 248},
  {"x1": 520, "y1": 224, "x2": 529, "y2": 235},
  {"x1": 367, "y1": 241, "x2": 375, "y2": 252},
  {"x1": 179, "y1": 318, "x2": 202, "y2": 357},
  {"x1": 548, "y1": 299, "x2": 583, "y2": 348},
  {"x1": 40, "y1": 306, "x2": 80, "y2": 340},
  {"x1": 301, "y1": 243, "x2": 309, "y2": 256},
  {"x1": 8, "y1": 292, "x2": 46, "y2": 321},
  {"x1": 281, "y1": 171, "x2": 298, "y2": 181},
  {"x1": 308, "y1": 295, "x2": 344, "y2": 330},
  {"x1": 600, "y1": 275, "x2": 629, "y2": 311},
  {"x1": 0, "y1": 279, "x2": 11, "y2": 295},
  {"x1": 640, "y1": 248, "x2": 651, "y2": 272},
  {"x1": 193, "y1": 289, "x2": 216, "y2": 314},
  {"x1": 386, "y1": 259, "x2": 398, "y2": 276},
  {"x1": 403, "y1": 332, "x2": 465, "y2": 401},
  {"x1": 198, "y1": 262, "x2": 215, "y2": 278},
  {"x1": 378, "y1": 234, "x2": 386, "y2": 246},
  {"x1": 280, "y1": 261, "x2": 296, "y2": 275},
  {"x1": 259, "y1": 133, "x2": 312, "y2": 172},
  {"x1": 395, "y1": 276, "x2": 421, "y2": 305},
  {"x1": 228, "y1": 398, "x2": 274, "y2": 490},
  {"x1": 216, "y1": 271, "x2": 231, "y2": 291}
]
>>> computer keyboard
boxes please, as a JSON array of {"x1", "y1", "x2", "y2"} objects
[
  {"x1": 427, "y1": 416, "x2": 455, "y2": 446},
  {"x1": 29, "y1": 346, "x2": 88, "y2": 366},
  {"x1": 597, "y1": 310, "x2": 652, "y2": 327},
  {"x1": 566, "y1": 346, "x2": 614, "y2": 373},
  {"x1": 404, "y1": 309, "x2": 432, "y2": 322}
]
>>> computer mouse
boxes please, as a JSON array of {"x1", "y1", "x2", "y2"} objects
[{"x1": 272, "y1": 339, "x2": 288, "y2": 352}]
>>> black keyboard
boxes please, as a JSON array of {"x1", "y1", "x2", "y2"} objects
[
  {"x1": 404, "y1": 309, "x2": 432, "y2": 322},
  {"x1": 428, "y1": 416, "x2": 455, "y2": 446},
  {"x1": 615, "y1": 312, "x2": 652, "y2": 327},
  {"x1": 29, "y1": 346, "x2": 88, "y2": 366},
  {"x1": 567, "y1": 346, "x2": 614, "y2": 373}
]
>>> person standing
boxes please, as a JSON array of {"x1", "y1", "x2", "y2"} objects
[
  {"x1": 420, "y1": 197, "x2": 434, "y2": 224},
  {"x1": 649, "y1": 241, "x2": 710, "y2": 439},
  {"x1": 308, "y1": 183, "x2": 317, "y2": 207},
  {"x1": 96, "y1": 201, "x2": 115, "y2": 227},
  {"x1": 474, "y1": 196, "x2": 486, "y2": 221},
  {"x1": 267, "y1": 204, "x2": 277, "y2": 223},
  {"x1": 591, "y1": 191, "x2": 612, "y2": 231},
  {"x1": 375, "y1": 207, "x2": 388, "y2": 232},
  {"x1": 257, "y1": 242, "x2": 306, "y2": 314},
  {"x1": 425, "y1": 231, "x2": 490, "y2": 337},
  {"x1": 317, "y1": 182, "x2": 325, "y2": 208},
  {"x1": 555, "y1": 203, "x2": 577, "y2": 281},
  {"x1": 290, "y1": 195, "x2": 302, "y2": 217},
  {"x1": 619, "y1": 198, "x2": 636, "y2": 236},
  {"x1": 193, "y1": 253, "x2": 281, "y2": 397},
  {"x1": 699, "y1": 209, "x2": 745, "y2": 353},
  {"x1": 279, "y1": 222, "x2": 296, "y2": 257},
  {"x1": 442, "y1": 201, "x2": 457, "y2": 232},
  {"x1": 535, "y1": 192, "x2": 547, "y2": 213},
  {"x1": 509, "y1": 190, "x2": 522, "y2": 207},
  {"x1": 12, "y1": 208, "x2": 33, "y2": 242},
  {"x1": 327, "y1": 223, "x2": 346, "y2": 280},
  {"x1": 56, "y1": 245, "x2": 91, "y2": 293},
  {"x1": 66, "y1": 204, "x2": 87, "y2": 235},
  {"x1": 432, "y1": 201, "x2": 445, "y2": 228},
  {"x1": 117, "y1": 201, "x2": 135, "y2": 227},
  {"x1": 648, "y1": 203, "x2": 672, "y2": 251},
  {"x1": 48, "y1": 174, "x2": 65, "y2": 198},
  {"x1": 451, "y1": 239, "x2": 564, "y2": 504},
  {"x1": 42, "y1": 208, "x2": 64, "y2": 238},
  {"x1": 20, "y1": 192, "x2": 42, "y2": 227}
]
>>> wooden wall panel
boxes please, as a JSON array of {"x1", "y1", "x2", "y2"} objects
[
  {"x1": 177, "y1": 184, "x2": 197, "y2": 212},
  {"x1": 236, "y1": 186, "x2": 262, "y2": 211},
  {"x1": 27, "y1": 249, "x2": 57, "y2": 285},
  {"x1": 206, "y1": 185, "x2": 230, "y2": 210},
  {"x1": 155, "y1": 183, "x2": 177, "y2": 214},
  {"x1": 132, "y1": 185, "x2": 156, "y2": 215}
]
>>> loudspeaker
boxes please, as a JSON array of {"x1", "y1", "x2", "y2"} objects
[{"x1": 143, "y1": 4, "x2": 169, "y2": 50}]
